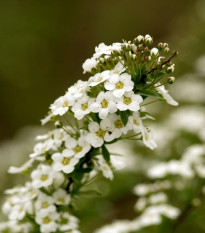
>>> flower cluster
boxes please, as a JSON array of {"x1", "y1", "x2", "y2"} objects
[
  {"x1": 95, "y1": 101, "x2": 205, "y2": 233},
  {"x1": 0, "y1": 35, "x2": 178, "y2": 233}
]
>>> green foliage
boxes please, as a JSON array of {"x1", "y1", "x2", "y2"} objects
[{"x1": 102, "y1": 145, "x2": 110, "y2": 163}]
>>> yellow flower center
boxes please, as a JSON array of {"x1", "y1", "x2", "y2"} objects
[
  {"x1": 145, "y1": 133, "x2": 149, "y2": 141},
  {"x1": 40, "y1": 174, "x2": 48, "y2": 181},
  {"x1": 60, "y1": 217, "x2": 69, "y2": 225},
  {"x1": 97, "y1": 76, "x2": 103, "y2": 82},
  {"x1": 73, "y1": 146, "x2": 83, "y2": 154},
  {"x1": 58, "y1": 198, "x2": 65, "y2": 203},
  {"x1": 114, "y1": 120, "x2": 124, "y2": 129},
  {"x1": 81, "y1": 103, "x2": 88, "y2": 111},
  {"x1": 116, "y1": 81, "x2": 124, "y2": 89},
  {"x1": 123, "y1": 97, "x2": 132, "y2": 105},
  {"x1": 41, "y1": 202, "x2": 49, "y2": 209},
  {"x1": 43, "y1": 217, "x2": 51, "y2": 224},
  {"x1": 134, "y1": 119, "x2": 140, "y2": 126},
  {"x1": 63, "y1": 101, "x2": 69, "y2": 107},
  {"x1": 101, "y1": 99, "x2": 109, "y2": 108},
  {"x1": 62, "y1": 157, "x2": 70, "y2": 166},
  {"x1": 97, "y1": 129, "x2": 106, "y2": 138}
]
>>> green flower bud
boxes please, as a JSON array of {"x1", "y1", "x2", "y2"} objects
[{"x1": 167, "y1": 76, "x2": 175, "y2": 84}]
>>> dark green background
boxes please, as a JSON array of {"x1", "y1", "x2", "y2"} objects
[{"x1": 0, "y1": 0, "x2": 196, "y2": 141}]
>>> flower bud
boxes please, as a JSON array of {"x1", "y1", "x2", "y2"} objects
[
  {"x1": 167, "y1": 64, "x2": 175, "y2": 73},
  {"x1": 144, "y1": 55, "x2": 151, "y2": 61},
  {"x1": 137, "y1": 44, "x2": 144, "y2": 51},
  {"x1": 132, "y1": 54, "x2": 137, "y2": 60},
  {"x1": 144, "y1": 47, "x2": 150, "y2": 54},
  {"x1": 158, "y1": 43, "x2": 164, "y2": 49},
  {"x1": 164, "y1": 47, "x2": 170, "y2": 53},
  {"x1": 167, "y1": 76, "x2": 175, "y2": 84},
  {"x1": 99, "y1": 57, "x2": 105, "y2": 63},
  {"x1": 145, "y1": 34, "x2": 153, "y2": 45},
  {"x1": 150, "y1": 48, "x2": 159, "y2": 57},
  {"x1": 158, "y1": 56, "x2": 165, "y2": 63},
  {"x1": 133, "y1": 35, "x2": 144, "y2": 44},
  {"x1": 55, "y1": 121, "x2": 62, "y2": 128}
]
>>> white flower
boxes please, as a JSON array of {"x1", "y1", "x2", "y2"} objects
[
  {"x1": 30, "y1": 139, "x2": 53, "y2": 158},
  {"x1": 31, "y1": 165, "x2": 57, "y2": 188},
  {"x1": 35, "y1": 193, "x2": 56, "y2": 217},
  {"x1": 130, "y1": 112, "x2": 157, "y2": 149},
  {"x1": 110, "y1": 113, "x2": 132, "y2": 135},
  {"x1": 9, "y1": 204, "x2": 30, "y2": 221},
  {"x1": 41, "y1": 92, "x2": 75, "y2": 125},
  {"x1": 50, "y1": 92, "x2": 75, "y2": 116},
  {"x1": 105, "y1": 73, "x2": 134, "y2": 98},
  {"x1": 8, "y1": 158, "x2": 35, "y2": 174},
  {"x1": 82, "y1": 57, "x2": 98, "y2": 73},
  {"x1": 53, "y1": 189, "x2": 71, "y2": 205},
  {"x1": 35, "y1": 212, "x2": 59, "y2": 233},
  {"x1": 150, "y1": 48, "x2": 159, "y2": 57},
  {"x1": 93, "y1": 42, "x2": 122, "y2": 59},
  {"x1": 65, "y1": 135, "x2": 91, "y2": 158},
  {"x1": 135, "y1": 197, "x2": 147, "y2": 211},
  {"x1": 51, "y1": 129, "x2": 67, "y2": 149},
  {"x1": 90, "y1": 91, "x2": 117, "y2": 119},
  {"x1": 68, "y1": 80, "x2": 88, "y2": 99},
  {"x1": 52, "y1": 149, "x2": 79, "y2": 173},
  {"x1": 58, "y1": 213, "x2": 79, "y2": 231},
  {"x1": 94, "y1": 156, "x2": 114, "y2": 180},
  {"x1": 156, "y1": 85, "x2": 178, "y2": 106},
  {"x1": 117, "y1": 91, "x2": 143, "y2": 111},
  {"x1": 130, "y1": 111, "x2": 143, "y2": 133},
  {"x1": 111, "y1": 62, "x2": 125, "y2": 74},
  {"x1": 72, "y1": 94, "x2": 95, "y2": 120},
  {"x1": 87, "y1": 119, "x2": 119, "y2": 147},
  {"x1": 88, "y1": 70, "x2": 110, "y2": 87},
  {"x1": 149, "y1": 192, "x2": 167, "y2": 204}
]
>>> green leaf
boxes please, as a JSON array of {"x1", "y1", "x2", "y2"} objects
[
  {"x1": 140, "y1": 89, "x2": 163, "y2": 99},
  {"x1": 79, "y1": 189, "x2": 102, "y2": 197},
  {"x1": 102, "y1": 145, "x2": 110, "y2": 163},
  {"x1": 119, "y1": 111, "x2": 129, "y2": 126},
  {"x1": 104, "y1": 138, "x2": 118, "y2": 145},
  {"x1": 153, "y1": 71, "x2": 165, "y2": 79},
  {"x1": 134, "y1": 63, "x2": 141, "y2": 82}
]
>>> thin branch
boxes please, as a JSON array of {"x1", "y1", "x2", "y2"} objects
[{"x1": 146, "y1": 51, "x2": 178, "y2": 75}]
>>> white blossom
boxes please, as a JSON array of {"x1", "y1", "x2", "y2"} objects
[
  {"x1": 31, "y1": 165, "x2": 58, "y2": 188},
  {"x1": 82, "y1": 57, "x2": 98, "y2": 73},
  {"x1": 88, "y1": 70, "x2": 110, "y2": 87},
  {"x1": 35, "y1": 193, "x2": 56, "y2": 217},
  {"x1": 87, "y1": 119, "x2": 120, "y2": 147},
  {"x1": 35, "y1": 212, "x2": 59, "y2": 233},
  {"x1": 156, "y1": 85, "x2": 178, "y2": 106},
  {"x1": 53, "y1": 189, "x2": 71, "y2": 205},
  {"x1": 90, "y1": 91, "x2": 117, "y2": 119},
  {"x1": 65, "y1": 135, "x2": 91, "y2": 158},
  {"x1": 104, "y1": 73, "x2": 134, "y2": 98},
  {"x1": 116, "y1": 91, "x2": 143, "y2": 111},
  {"x1": 58, "y1": 212, "x2": 79, "y2": 231},
  {"x1": 52, "y1": 149, "x2": 79, "y2": 174},
  {"x1": 72, "y1": 94, "x2": 95, "y2": 120}
]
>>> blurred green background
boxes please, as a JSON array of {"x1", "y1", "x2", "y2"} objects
[
  {"x1": 1, "y1": 0, "x2": 205, "y2": 232},
  {"x1": 0, "y1": 0, "x2": 198, "y2": 141}
]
